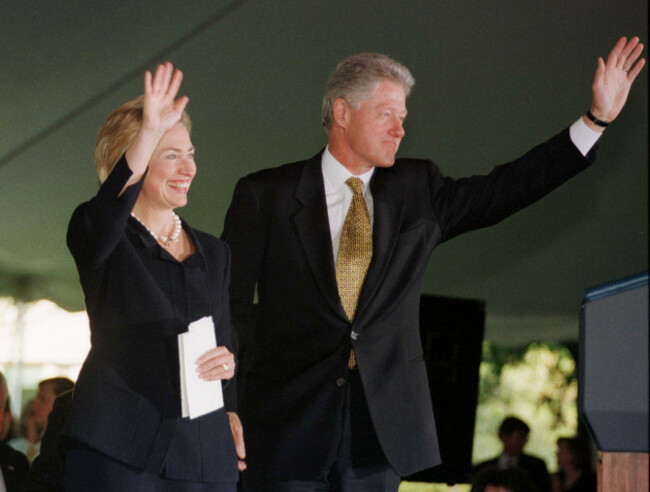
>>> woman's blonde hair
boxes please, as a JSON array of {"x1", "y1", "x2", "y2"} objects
[{"x1": 94, "y1": 96, "x2": 191, "y2": 184}]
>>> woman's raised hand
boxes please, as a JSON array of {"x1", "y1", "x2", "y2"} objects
[
  {"x1": 142, "y1": 62, "x2": 189, "y2": 135},
  {"x1": 123, "y1": 62, "x2": 189, "y2": 183}
]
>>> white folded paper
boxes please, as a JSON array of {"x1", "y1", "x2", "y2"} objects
[{"x1": 178, "y1": 316, "x2": 224, "y2": 419}]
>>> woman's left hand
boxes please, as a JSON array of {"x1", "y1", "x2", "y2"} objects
[{"x1": 196, "y1": 346, "x2": 235, "y2": 381}]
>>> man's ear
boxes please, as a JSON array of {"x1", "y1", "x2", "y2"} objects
[{"x1": 332, "y1": 98, "x2": 350, "y2": 129}]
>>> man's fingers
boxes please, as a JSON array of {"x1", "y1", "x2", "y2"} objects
[
  {"x1": 620, "y1": 36, "x2": 641, "y2": 60},
  {"x1": 625, "y1": 43, "x2": 645, "y2": 71},
  {"x1": 594, "y1": 57, "x2": 605, "y2": 81},
  {"x1": 228, "y1": 412, "x2": 247, "y2": 470},
  {"x1": 607, "y1": 36, "x2": 627, "y2": 68},
  {"x1": 628, "y1": 57, "x2": 646, "y2": 82}
]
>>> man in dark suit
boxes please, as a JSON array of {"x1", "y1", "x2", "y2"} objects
[
  {"x1": 473, "y1": 416, "x2": 551, "y2": 492},
  {"x1": 222, "y1": 38, "x2": 644, "y2": 490},
  {"x1": 0, "y1": 372, "x2": 29, "y2": 492}
]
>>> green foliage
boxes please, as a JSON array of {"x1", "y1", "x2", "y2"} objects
[{"x1": 473, "y1": 341, "x2": 578, "y2": 471}]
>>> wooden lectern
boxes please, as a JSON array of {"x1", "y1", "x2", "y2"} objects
[{"x1": 598, "y1": 452, "x2": 649, "y2": 492}]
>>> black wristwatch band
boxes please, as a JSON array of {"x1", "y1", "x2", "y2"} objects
[{"x1": 586, "y1": 110, "x2": 609, "y2": 127}]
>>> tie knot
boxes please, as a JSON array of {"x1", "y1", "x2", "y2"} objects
[{"x1": 345, "y1": 177, "x2": 364, "y2": 196}]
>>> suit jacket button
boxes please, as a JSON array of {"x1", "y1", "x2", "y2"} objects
[
  {"x1": 351, "y1": 331, "x2": 359, "y2": 340},
  {"x1": 336, "y1": 377, "x2": 347, "y2": 387}
]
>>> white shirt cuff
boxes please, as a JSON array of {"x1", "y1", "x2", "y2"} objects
[{"x1": 569, "y1": 117, "x2": 601, "y2": 156}]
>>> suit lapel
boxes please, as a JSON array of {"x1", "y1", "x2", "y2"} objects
[
  {"x1": 293, "y1": 152, "x2": 348, "y2": 319},
  {"x1": 356, "y1": 169, "x2": 404, "y2": 321}
]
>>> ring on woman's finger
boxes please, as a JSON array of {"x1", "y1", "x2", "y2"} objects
[
  {"x1": 223, "y1": 364, "x2": 229, "y2": 371},
  {"x1": 622, "y1": 66, "x2": 630, "y2": 72}
]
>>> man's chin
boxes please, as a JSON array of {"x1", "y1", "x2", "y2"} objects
[{"x1": 374, "y1": 158, "x2": 396, "y2": 168}]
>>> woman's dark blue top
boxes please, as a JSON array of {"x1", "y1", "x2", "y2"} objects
[{"x1": 64, "y1": 156, "x2": 238, "y2": 483}]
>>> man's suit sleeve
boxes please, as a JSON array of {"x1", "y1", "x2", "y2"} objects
[
  {"x1": 221, "y1": 176, "x2": 266, "y2": 372},
  {"x1": 428, "y1": 128, "x2": 596, "y2": 242}
]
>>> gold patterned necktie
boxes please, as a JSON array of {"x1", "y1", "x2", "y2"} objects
[{"x1": 336, "y1": 177, "x2": 372, "y2": 369}]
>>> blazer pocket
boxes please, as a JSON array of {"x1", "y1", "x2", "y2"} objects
[{"x1": 63, "y1": 376, "x2": 156, "y2": 467}]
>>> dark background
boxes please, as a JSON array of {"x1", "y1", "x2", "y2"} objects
[{"x1": 0, "y1": 0, "x2": 647, "y2": 345}]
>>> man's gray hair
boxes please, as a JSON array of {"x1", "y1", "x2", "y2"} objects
[{"x1": 321, "y1": 53, "x2": 415, "y2": 131}]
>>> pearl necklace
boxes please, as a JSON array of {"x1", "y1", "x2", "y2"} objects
[{"x1": 131, "y1": 211, "x2": 182, "y2": 247}]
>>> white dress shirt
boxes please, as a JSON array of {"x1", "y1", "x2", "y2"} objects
[
  {"x1": 570, "y1": 117, "x2": 602, "y2": 156},
  {"x1": 322, "y1": 147, "x2": 375, "y2": 261},
  {"x1": 498, "y1": 453, "x2": 520, "y2": 469}
]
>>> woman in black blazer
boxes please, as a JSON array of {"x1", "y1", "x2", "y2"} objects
[{"x1": 64, "y1": 63, "x2": 243, "y2": 490}]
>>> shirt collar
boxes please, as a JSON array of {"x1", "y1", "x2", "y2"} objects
[
  {"x1": 128, "y1": 216, "x2": 158, "y2": 248},
  {"x1": 322, "y1": 146, "x2": 375, "y2": 194},
  {"x1": 499, "y1": 454, "x2": 519, "y2": 468},
  {"x1": 128, "y1": 215, "x2": 206, "y2": 270}
]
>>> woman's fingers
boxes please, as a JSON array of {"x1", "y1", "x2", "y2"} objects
[
  {"x1": 196, "y1": 346, "x2": 236, "y2": 381},
  {"x1": 151, "y1": 62, "x2": 168, "y2": 93},
  {"x1": 150, "y1": 62, "x2": 182, "y2": 96},
  {"x1": 144, "y1": 70, "x2": 153, "y2": 95},
  {"x1": 142, "y1": 62, "x2": 188, "y2": 132},
  {"x1": 166, "y1": 67, "x2": 184, "y2": 100}
]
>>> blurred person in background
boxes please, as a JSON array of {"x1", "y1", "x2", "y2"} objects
[
  {"x1": 551, "y1": 437, "x2": 596, "y2": 492},
  {"x1": 0, "y1": 371, "x2": 29, "y2": 492},
  {"x1": 6, "y1": 400, "x2": 40, "y2": 462},
  {"x1": 474, "y1": 416, "x2": 551, "y2": 492},
  {"x1": 31, "y1": 378, "x2": 75, "y2": 436},
  {"x1": 8, "y1": 378, "x2": 74, "y2": 463},
  {"x1": 0, "y1": 396, "x2": 12, "y2": 443}
]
